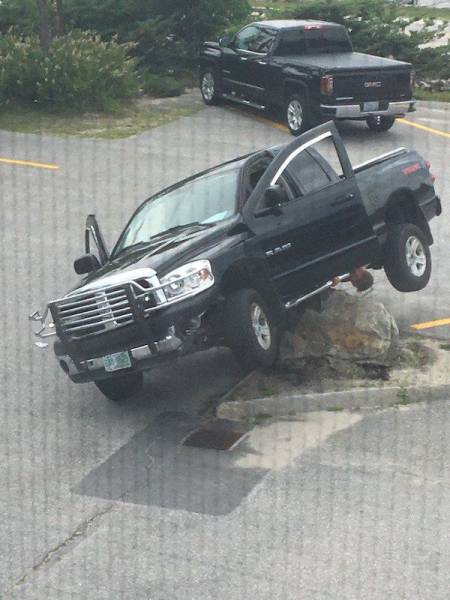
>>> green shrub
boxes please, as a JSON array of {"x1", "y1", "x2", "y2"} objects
[
  {"x1": 0, "y1": 31, "x2": 139, "y2": 110},
  {"x1": 139, "y1": 72, "x2": 192, "y2": 97}
]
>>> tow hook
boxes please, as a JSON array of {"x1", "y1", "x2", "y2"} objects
[{"x1": 29, "y1": 307, "x2": 56, "y2": 348}]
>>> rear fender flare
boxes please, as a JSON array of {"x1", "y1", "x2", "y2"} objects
[{"x1": 385, "y1": 189, "x2": 433, "y2": 246}]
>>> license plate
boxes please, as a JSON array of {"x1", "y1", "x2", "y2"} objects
[
  {"x1": 103, "y1": 351, "x2": 131, "y2": 372},
  {"x1": 363, "y1": 101, "x2": 380, "y2": 112}
]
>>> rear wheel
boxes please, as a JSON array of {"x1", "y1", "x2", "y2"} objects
[
  {"x1": 366, "y1": 116, "x2": 396, "y2": 132},
  {"x1": 224, "y1": 288, "x2": 279, "y2": 371},
  {"x1": 95, "y1": 372, "x2": 143, "y2": 402},
  {"x1": 200, "y1": 70, "x2": 221, "y2": 105},
  {"x1": 285, "y1": 93, "x2": 312, "y2": 136},
  {"x1": 384, "y1": 223, "x2": 431, "y2": 292}
]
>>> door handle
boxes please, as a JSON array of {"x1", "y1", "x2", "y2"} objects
[
  {"x1": 331, "y1": 193, "x2": 355, "y2": 207},
  {"x1": 240, "y1": 56, "x2": 248, "y2": 61},
  {"x1": 257, "y1": 60, "x2": 267, "y2": 65}
]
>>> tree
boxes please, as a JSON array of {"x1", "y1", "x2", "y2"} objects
[
  {"x1": 35, "y1": 0, "x2": 52, "y2": 51},
  {"x1": 55, "y1": 0, "x2": 64, "y2": 36}
]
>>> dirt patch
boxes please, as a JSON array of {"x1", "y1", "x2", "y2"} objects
[{"x1": 228, "y1": 337, "x2": 449, "y2": 404}]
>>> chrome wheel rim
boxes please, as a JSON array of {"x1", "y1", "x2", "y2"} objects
[
  {"x1": 251, "y1": 303, "x2": 271, "y2": 351},
  {"x1": 287, "y1": 99, "x2": 303, "y2": 131},
  {"x1": 405, "y1": 235, "x2": 426, "y2": 277},
  {"x1": 201, "y1": 73, "x2": 215, "y2": 102}
]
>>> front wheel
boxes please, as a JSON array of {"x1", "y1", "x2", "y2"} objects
[
  {"x1": 384, "y1": 223, "x2": 431, "y2": 292},
  {"x1": 200, "y1": 70, "x2": 221, "y2": 106},
  {"x1": 224, "y1": 288, "x2": 279, "y2": 371},
  {"x1": 95, "y1": 372, "x2": 143, "y2": 402},
  {"x1": 366, "y1": 116, "x2": 396, "y2": 132}
]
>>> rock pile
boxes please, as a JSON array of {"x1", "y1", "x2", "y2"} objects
[{"x1": 279, "y1": 290, "x2": 400, "y2": 379}]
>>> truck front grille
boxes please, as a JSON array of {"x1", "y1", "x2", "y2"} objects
[{"x1": 54, "y1": 286, "x2": 135, "y2": 340}]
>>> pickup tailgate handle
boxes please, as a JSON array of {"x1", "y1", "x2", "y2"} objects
[{"x1": 331, "y1": 193, "x2": 355, "y2": 207}]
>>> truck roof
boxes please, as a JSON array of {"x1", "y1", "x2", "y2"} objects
[{"x1": 252, "y1": 20, "x2": 342, "y2": 30}]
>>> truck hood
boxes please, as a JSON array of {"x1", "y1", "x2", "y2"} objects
[
  {"x1": 277, "y1": 51, "x2": 411, "y2": 72},
  {"x1": 68, "y1": 220, "x2": 239, "y2": 295}
]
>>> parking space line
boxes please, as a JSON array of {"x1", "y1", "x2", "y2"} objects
[
  {"x1": 411, "y1": 317, "x2": 450, "y2": 331},
  {"x1": 0, "y1": 156, "x2": 59, "y2": 170},
  {"x1": 398, "y1": 118, "x2": 450, "y2": 139}
]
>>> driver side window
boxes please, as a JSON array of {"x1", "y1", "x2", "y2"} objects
[{"x1": 234, "y1": 26, "x2": 261, "y2": 51}]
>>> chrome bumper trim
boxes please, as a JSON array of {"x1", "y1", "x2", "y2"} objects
[{"x1": 320, "y1": 100, "x2": 416, "y2": 119}]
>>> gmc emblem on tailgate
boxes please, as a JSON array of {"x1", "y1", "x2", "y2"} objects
[{"x1": 364, "y1": 81, "x2": 382, "y2": 88}]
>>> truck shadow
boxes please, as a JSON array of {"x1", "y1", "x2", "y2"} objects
[{"x1": 72, "y1": 348, "x2": 265, "y2": 515}]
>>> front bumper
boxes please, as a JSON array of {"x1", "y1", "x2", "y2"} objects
[
  {"x1": 56, "y1": 330, "x2": 184, "y2": 383},
  {"x1": 53, "y1": 286, "x2": 219, "y2": 383},
  {"x1": 320, "y1": 99, "x2": 416, "y2": 120}
]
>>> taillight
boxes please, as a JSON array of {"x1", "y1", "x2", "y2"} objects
[
  {"x1": 410, "y1": 70, "x2": 416, "y2": 90},
  {"x1": 320, "y1": 75, "x2": 334, "y2": 96},
  {"x1": 425, "y1": 159, "x2": 436, "y2": 182}
]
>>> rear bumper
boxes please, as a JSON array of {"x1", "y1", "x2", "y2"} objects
[{"x1": 320, "y1": 99, "x2": 416, "y2": 120}]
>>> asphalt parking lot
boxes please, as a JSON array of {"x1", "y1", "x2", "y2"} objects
[{"x1": 1, "y1": 100, "x2": 449, "y2": 599}]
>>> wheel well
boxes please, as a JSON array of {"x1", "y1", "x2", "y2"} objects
[
  {"x1": 221, "y1": 262, "x2": 285, "y2": 326},
  {"x1": 385, "y1": 189, "x2": 433, "y2": 245},
  {"x1": 284, "y1": 81, "x2": 308, "y2": 105}
]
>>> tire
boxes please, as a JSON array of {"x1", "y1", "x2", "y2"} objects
[
  {"x1": 384, "y1": 223, "x2": 431, "y2": 292},
  {"x1": 366, "y1": 116, "x2": 396, "y2": 132},
  {"x1": 200, "y1": 69, "x2": 221, "y2": 106},
  {"x1": 224, "y1": 288, "x2": 279, "y2": 371},
  {"x1": 285, "y1": 93, "x2": 312, "y2": 136},
  {"x1": 95, "y1": 371, "x2": 143, "y2": 402}
]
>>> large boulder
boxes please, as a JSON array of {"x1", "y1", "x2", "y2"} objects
[{"x1": 279, "y1": 290, "x2": 399, "y2": 367}]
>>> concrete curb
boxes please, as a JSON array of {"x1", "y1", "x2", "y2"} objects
[{"x1": 216, "y1": 384, "x2": 450, "y2": 422}]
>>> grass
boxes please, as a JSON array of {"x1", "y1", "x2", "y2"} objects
[
  {"x1": 415, "y1": 89, "x2": 450, "y2": 103},
  {"x1": 0, "y1": 100, "x2": 201, "y2": 139}
]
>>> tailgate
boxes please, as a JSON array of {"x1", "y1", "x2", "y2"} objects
[{"x1": 332, "y1": 69, "x2": 412, "y2": 102}]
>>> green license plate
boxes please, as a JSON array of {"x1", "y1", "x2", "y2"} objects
[{"x1": 103, "y1": 351, "x2": 131, "y2": 372}]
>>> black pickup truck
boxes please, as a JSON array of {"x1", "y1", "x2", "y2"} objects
[
  {"x1": 31, "y1": 123, "x2": 440, "y2": 402},
  {"x1": 199, "y1": 20, "x2": 417, "y2": 135}
]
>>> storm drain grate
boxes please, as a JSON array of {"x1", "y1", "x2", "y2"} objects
[{"x1": 182, "y1": 422, "x2": 249, "y2": 451}]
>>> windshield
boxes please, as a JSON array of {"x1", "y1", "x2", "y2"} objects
[
  {"x1": 113, "y1": 167, "x2": 239, "y2": 256},
  {"x1": 275, "y1": 27, "x2": 352, "y2": 56}
]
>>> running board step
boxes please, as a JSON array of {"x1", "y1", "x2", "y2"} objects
[
  {"x1": 221, "y1": 94, "x2": 266, "y2": 111},
  {"x1": 285, "y1": 273, "x2": 350, "y2": 310}
]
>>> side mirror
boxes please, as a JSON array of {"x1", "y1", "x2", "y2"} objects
[
  {"x1": 74, "y1": 253, "x2": 101, "y2": 275},
  {"x1": 254, "y1": 185, "x2": 287, "y2": 218},
  {"x1": 265, "y1": 184, "x2": 288, "y2": 208},
  {"x1": 219, "y1": 35, "x2": 232, "y2": 48}
]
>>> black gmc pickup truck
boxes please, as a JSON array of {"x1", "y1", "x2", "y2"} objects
[
  {"x1": 31, "y1": 123, "x2": 440, "y2": 402},
  {"x1": 199, "y1": 20, "x2": 417, "y2": 135}
]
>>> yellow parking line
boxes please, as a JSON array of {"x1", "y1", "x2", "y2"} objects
[
  {"x1": 0, "y1": 156, "x2": 59, "y2": 170},
  {"x1": 411, "y1": 317, "x2": 450, "y2": 331},
  {"x1": 398, "y1": 118, "x2": 450, "y2": 139}
]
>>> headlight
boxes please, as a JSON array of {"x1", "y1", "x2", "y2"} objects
[{"x1": 160, "y1": 260, "x2": 214, "y2": 302}]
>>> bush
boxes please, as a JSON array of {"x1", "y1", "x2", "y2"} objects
[
  {"x1": 0, "y1": 31, "x2": 139, "y2": 110},
  {"x1": 139, "y1": 72, "x2": 192, "y2": 97},
  {"x1": 65, "y1": 0, "x2": 251, "y2": 73}
]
